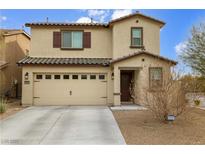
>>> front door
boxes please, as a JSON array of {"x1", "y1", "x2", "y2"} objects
[{"x1": 120, "y1": 71, "x2": 133, "y2": 102}]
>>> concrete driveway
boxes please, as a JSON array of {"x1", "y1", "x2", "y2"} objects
[{"x1": 0, "y1": 106, "x2": 125, "y2": 145}]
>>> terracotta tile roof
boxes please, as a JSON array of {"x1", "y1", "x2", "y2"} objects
[
  {"x1": 17, "y1": 57, "x2": 111, "y2": 66},
  {"x1": 25, "y1": 12, "x2": 165, "y2": 28},
  {"x1": 111, "y1": 51, "x2": 177, "y2": 65},
  {"x1": 25, "y1": 22, "x2": 109, "y2": 27},
  {"x1": 1, "y1": 29, "x2": 31, "y2": 39}
]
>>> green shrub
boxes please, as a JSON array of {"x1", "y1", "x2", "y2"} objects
[
  {"x1": 194, "y1": 99, "x2": 201, "y2": 106},
  {"x1": 0, "y1": 98, "x2": 7, "y2": 113}
]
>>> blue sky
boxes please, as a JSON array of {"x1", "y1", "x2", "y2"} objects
[{"x1": 0, "y1": 9, "x2": 205, "y2": 62}]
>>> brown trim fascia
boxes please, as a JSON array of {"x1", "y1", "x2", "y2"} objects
[
  {"x1": 130, "y1": 45, "x2": 144, "y2": 49},
  {"x1": 25, "y1": 23, "x2": 109, "y2": 28},
  {"x1": 17, "y1": 64, "x2": 110, "y2": 67},
  {"x1": 60, "y1": 48, "x2": 84, "y2": 50}
]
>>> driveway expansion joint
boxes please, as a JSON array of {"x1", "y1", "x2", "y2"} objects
[{"x1": 38, "y1": 108, "x2": 68, "y2": 144}]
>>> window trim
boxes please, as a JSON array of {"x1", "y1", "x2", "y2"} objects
[
  {"x1": 61, "y1": 30, "x2": 84, "y2": 50},
  {"x1": 149, "y1": 67, "x2": 163, "y2": 89},
  {"x1": 130, "y1": 27, "x2": 143, "y2": 48}
]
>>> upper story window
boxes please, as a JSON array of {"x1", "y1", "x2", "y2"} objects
[
  {"x1": 149, "y1": 67, "x2": 163, "y2": 89},
  {"x1": 61, "y1": 31, "x2": 83, "y2": 49},
  {"x1": 131, "y1": 27, "x2": 143, "y2": 48}
]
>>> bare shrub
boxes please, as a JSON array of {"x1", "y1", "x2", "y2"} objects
[{"x1": 142, "y1": 75, "x2": 187, "y2": 122}]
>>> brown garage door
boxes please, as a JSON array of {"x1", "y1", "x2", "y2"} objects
[{"x1": 33, "y1": 73, "x2": 107, "y2": 105}]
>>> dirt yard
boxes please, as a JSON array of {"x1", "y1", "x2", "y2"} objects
[
  {"x1": 113, "y1": 107, "x2": 205, "y2": 144},
  {"x1": 0, "y1": 99, "x2": 26, "y2": 120}
]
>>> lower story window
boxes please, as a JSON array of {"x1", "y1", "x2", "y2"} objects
[
  {"x1": 36, "y1": 75, "x2": 43, "y2": 79},
  {"x1": 99, "y1": 75, "x2": 105, "y2": 80},
  {"x1": 54, "y1": 75, "x2": 61, "y2": 79},
  {"x1": 90, "y1": 75, "x2": 96, "y2": 80},
  {"x1": 72, "y1": 75, "x2": 78, "y2": 79},
  {"x1": 81, "y1": 75, "x2": 87, "y2": 79},
  {"x1": 149, "y1": 67, "x2": 163, "y2": 89},
  {"x1": 63, "y1": 75, "x2": 69, "y2": 79},
  {"x1": 45, "y1": 75, "x2": 51, "y2": 79}
]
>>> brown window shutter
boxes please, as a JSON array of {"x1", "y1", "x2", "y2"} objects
[
  {"x1": 83, "y1": 32, "x2": 91, "y2": 48},
  {"x1": 53, "y1": 32, "x2": 61, "y2": 48}
]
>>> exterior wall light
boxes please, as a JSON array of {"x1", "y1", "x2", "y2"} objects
[
  {"x1": 24, "y1": 72, "x2": 29, "y2": 80},
  {"x1": 111, "y1": 72, "x2": 114, "y2": 80}
]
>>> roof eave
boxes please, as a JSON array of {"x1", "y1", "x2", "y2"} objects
[
  {"x1": 109, "y1": 13, "x2": 165, "y2": 28},
  {"x1": 25, "y1": 23, "x2": 109, "y2": 28},
  {"x1": 111, "y1": 51, "x2": 177, "y2": 65}
]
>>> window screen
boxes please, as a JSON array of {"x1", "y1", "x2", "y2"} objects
[
  {"x1": 131, "y1": 28, "x2": 142, "y2": 46},
  {"x1": 62, "y1": 31, "x2": 83, "y2": 48}
]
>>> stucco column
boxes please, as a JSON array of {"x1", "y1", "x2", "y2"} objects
[
  {"x1": 22, "y1": 67, "x2": 33, "y2": 106},
  {"x1": 113, "y1": 66, "x2": 121, "y2": 106}
]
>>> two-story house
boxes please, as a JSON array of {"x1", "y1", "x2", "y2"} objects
[
  {"x1": 18, "y1": 12, "x2": 177, "y2": 106},
  {"x1": 0, "y1": 29, "x2": 30, "y2": 98}
]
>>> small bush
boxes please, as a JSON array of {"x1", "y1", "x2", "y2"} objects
[
  {"x1": 194, "y1": 99, "x2": 201, "y2": 106},
  {"x1": 0, "y1": 98, "x2": 7, "y2": 113},
  {"x1": 143, "y1": 79, "x2": 187, "y2": 122}
]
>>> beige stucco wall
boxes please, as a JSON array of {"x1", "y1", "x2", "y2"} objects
[
  {"x1": 21, "y1": 54, "x2": 173, "y2": 106},
  {"x1": 112, "y1": 16, "x2": 161, "y2": 59},
  {"x1": 30, "y1": 27, "x2": 112, "y2": 58},
  {"x1": 21, "y1": 65, "x2": 113, "y2": 106},
  {"x1": 0, "y1": 33, "x2": 30, "y2": 97},
  {"x1": 112, "y1": 54, "x2": 173, "y2": 105},
  {"x1": 30, "y1": 16, "x2": 162, "y2": 59}
]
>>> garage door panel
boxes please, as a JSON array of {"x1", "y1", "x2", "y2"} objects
[{"x1": 33, "y1": 73, "x2": 107, "y2": 105}]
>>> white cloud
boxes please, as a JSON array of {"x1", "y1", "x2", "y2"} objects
[
  {"x1": 0, "y1": 15, "x2": 7, "y2": 22},
  {"x1": 76, "y1": 17, "x2": 97, "y2": 23},
  {"x1": 87, "y1": 10, "x2": 109, "y2": 23},
  {"x1": 111, "y1": 10, "x2": 133, "y2": 20},
  {"x1": 175, "y1": 41, "x2": 187, "y2": 55},
  {"x1": 88, "y1": 10, "x2": 105, "y2": 17},
  {"x1": 75, "y1": 9, "x2": 133, "y2": 23},
  {"x1": 79, "y1": 10, "x2": 110, "y2": 23}
]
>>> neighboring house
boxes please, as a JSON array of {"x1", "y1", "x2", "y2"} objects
[
  {"x1": 18, "y1": 12, "x2": 177, "y2": 106},
  {"x1": 0, "y1": 29, "x2": 30, "y2": 98}
]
